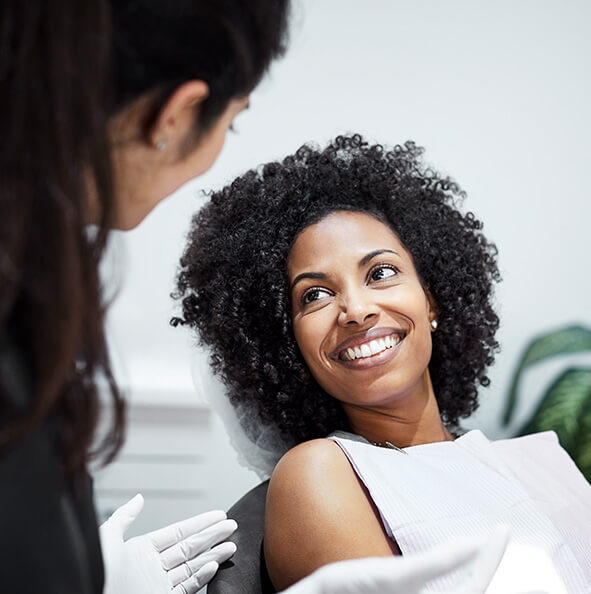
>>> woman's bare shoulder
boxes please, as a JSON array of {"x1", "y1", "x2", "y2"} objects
[
  {"x1": 272, "y1": 438, "x2": 349, "y2": 485},
  {"x1": 264, "y1": 438, "x2": 395, "y2": 591}
]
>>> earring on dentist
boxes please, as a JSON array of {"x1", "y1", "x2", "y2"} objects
[{"x1": 431, "y1": 320, "x2": 438, "y2": 331}]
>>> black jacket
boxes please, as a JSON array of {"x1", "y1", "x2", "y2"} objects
[{"x1": 0, "y1": 330, "x2": 104, "y2": 593}]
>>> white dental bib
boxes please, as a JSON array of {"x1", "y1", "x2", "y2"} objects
[{"x1": 329, "y1": 430, "x2": 591, "y2": 593}]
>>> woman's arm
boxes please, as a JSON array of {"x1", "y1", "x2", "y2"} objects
[{"x1": 264, "y1": 439, "x2": 398, "y2": 592}]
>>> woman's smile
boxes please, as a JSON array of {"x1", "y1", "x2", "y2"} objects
[
  {"x1": 336, "y1": 334, "x2": 404, "y2": 370},
  {"x1": 330, "y1": 327, "x2": 406, "y2": 368}
]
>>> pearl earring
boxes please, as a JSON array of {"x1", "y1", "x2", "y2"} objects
[
  {"x1": 431, "y1": 320, "x2": 438, "y2": 330},
  {"x1": 156, "y1": 140, "x2": 167, "y2": 151}
]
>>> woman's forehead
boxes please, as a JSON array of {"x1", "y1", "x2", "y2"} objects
[{"x1": 287, "y1": 211, "x2": 409, "y2": 274}]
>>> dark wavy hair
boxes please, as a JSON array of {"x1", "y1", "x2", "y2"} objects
[{"x1": 174, "y1": 135, "x2": 501, "y2": 444}]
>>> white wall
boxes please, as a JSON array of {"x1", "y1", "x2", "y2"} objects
[{"x1": 99, "y1": 0, "x2": 591, "y2": 529}]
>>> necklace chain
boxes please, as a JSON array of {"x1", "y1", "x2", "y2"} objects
[
  {"x1": 371, "y1": 440, "x2": 409, "y2": 454},
  {"x1": 371, "y1": 432, "x2": 456, "y2": 453}
]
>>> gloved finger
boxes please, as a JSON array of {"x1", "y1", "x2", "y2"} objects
[
  {"x1": 160, "y1": 519, "x2": 238, "y2": 570},
  {"x1": 283, "y1": 527, "x2": 509, "y2": 594},
  {"x1": 316, "y1": 544, "x2": 479, "y2": 591},
  {"x1": 456, "y1": 525, "x2": 510, "y2": 594},
  {"x1": 148, "y1": 509, "x2": 227, "y2": 551},
  {"x1": 101, "y1": 494, "x2": 145, "y2": 539},
  {"x1": 388, "y1": 526, "x2": 508, "y2": 588},
  {"x1": 171, "y1": 561, "x2": 219, "y2": 594},
  {"x1": 308, "y1": 537, "x2": 485, "y2": 594},
  {"x1": 168, "y1": 541, "x2": 237, "y2": 587}
]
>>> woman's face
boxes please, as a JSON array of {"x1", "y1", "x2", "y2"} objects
[{"x1": 288, "y1": 211, "x2": 437, "y2": 409}]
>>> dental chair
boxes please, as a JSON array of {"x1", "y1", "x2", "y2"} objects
[{"x1": 208, "y1": 480, "x2": 276, "y2": 594}]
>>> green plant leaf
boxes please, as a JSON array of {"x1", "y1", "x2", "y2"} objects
[
  {"x1": 503, "y1": 325, "x2": 591, "y2": 426},
  {"x1": 517, "y1": 367, "x2": 591, "y2": 480},
  {"x1": 571, "y1": 391, "x2": 591, "y2": 481}
]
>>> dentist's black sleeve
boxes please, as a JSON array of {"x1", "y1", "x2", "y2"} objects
[{"x1": 0, "y1": 332, "x2": 104, "y2": 594}]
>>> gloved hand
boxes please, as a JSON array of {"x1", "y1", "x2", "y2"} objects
[
  {"x1": 282, "y1": 525, "x2": 510, "y2": 594},
  {"x1": 100, "y1": 494, "x2": 237, "y2": 594}
]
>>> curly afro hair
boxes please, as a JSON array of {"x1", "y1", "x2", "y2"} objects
[{"x1": 173, "y1": 135, "x2": 501, "y2": 445}]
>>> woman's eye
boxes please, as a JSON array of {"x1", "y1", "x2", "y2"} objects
[
  {"x1": 370, "y1": 265, "x2": 398, "y2": 282},
  {"x1": 302, "y1": 288, "x2": 331, "y2": 305}
]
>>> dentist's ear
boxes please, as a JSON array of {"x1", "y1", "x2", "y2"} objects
[{"x1": 148, "y1": 80, "x2": 210, "y2": 156}]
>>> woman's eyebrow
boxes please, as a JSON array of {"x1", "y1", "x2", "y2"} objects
[
  {"x1": 290, "y1": 271, "x2": 326, "y2": 291},
  {"x1": 359, "y1": 249, "x2": 399, "y2": 266},
  {"x1": 290, "y1": 250, "x2": 399, "y2": 290}
]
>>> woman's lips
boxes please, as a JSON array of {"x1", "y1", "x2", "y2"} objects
[
  {"x1": 339, "y1": 333, "x2": 402, "y2": 361},
  {"x1": 330, "y1": 327, "x2": 406, "y2": 358},
  {"x1": 329, "y1": 327, "x2": 406, "y2": 370},
  {"x1": 336, "y1": 334, "x2": 404, "y2": 370}
]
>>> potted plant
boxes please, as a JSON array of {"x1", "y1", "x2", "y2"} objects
[{"x1": 502, "y1": 324, "x2": 591, "y2": 481}]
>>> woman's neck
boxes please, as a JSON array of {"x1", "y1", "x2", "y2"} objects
[{"x1": 341, "y1": 374, "x2": 454, "y2": 448}]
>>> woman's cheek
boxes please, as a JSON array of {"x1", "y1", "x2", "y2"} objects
[{"x1": 295, "y1": 316, "x2": 327, "y2": 369}]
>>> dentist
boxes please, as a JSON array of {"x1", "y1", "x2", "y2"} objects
[{"x1": 0, "y1": 1, "x2": 506, "y2": 593}]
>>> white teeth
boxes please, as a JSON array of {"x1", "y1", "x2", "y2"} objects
[
  {"x1": 368, "y1": 340, "x2": 381, "y2": 355},
  {"x1": 341, "y1": 333, "x2": 403, "y2": 361}
]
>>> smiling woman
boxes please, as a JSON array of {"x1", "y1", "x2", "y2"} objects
[
  {"x1": 175, "y1": 135, "x2": 500, "y2": 442},
  {"x1": 174, "y1": 135, "x2": 591, "y2": 592}
]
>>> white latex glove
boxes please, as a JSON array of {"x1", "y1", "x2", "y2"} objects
[
  {"x1": 100, "y1": 494, "x2": 237, "y2": 594},
  {"x1": 282, "y1": 525, "x2": 510, "y2": 594}
]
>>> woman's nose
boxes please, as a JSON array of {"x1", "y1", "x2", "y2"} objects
[{"x1": 337, "y1": 290, "x2": 379, "y2": 327}]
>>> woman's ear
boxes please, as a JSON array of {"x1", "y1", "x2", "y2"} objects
[
  {"x1": 148, "y1": 80, "x2": 210, "y2": 152},
  {"x1": 425, "y1": 289, "x2": 439, "y2": 330}
]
